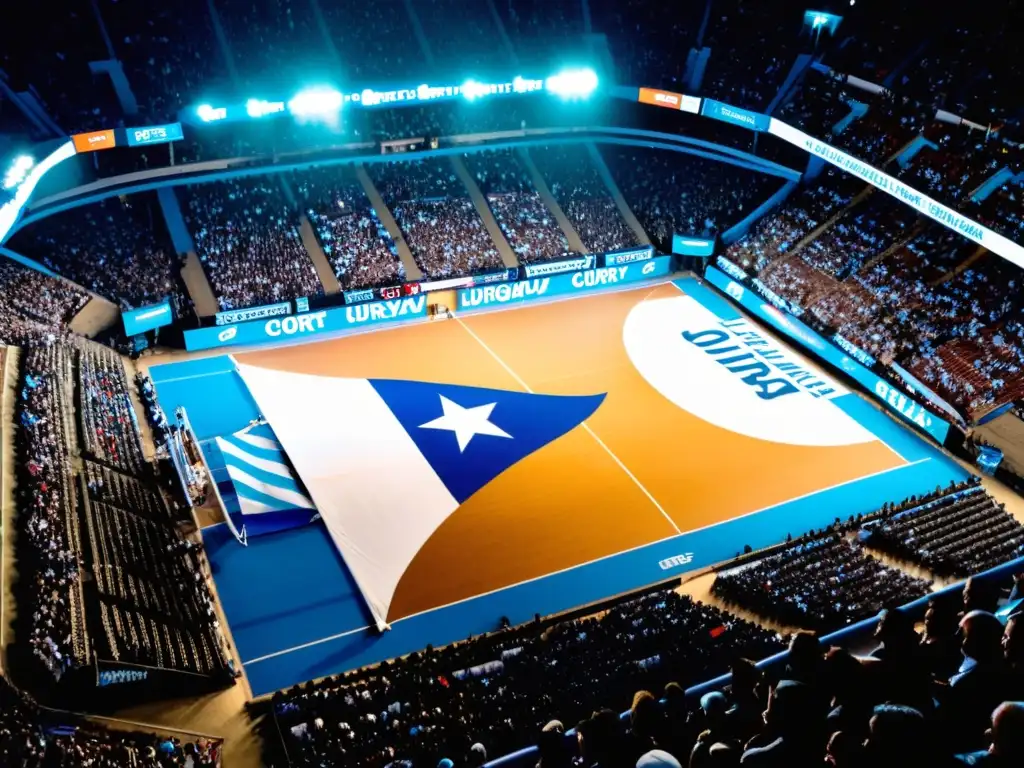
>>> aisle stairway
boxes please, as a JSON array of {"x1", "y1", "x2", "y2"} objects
[
  {"x1": 298, "y1": 216, "x2": 342, "y2": 295},
  {"x1": 516, "y1": 148, "x2": 587, "y2": 254},
  {"x1": 354, "y1": 165, "x2": 423, "y2": 280},
  {"x1": 584, "y1": 142, "x2": 651, "y2": 246},
  {"x1": 449, "y1": 156, "x2": 518, "y2": 269}
]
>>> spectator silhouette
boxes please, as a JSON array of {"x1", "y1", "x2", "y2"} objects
[
  {"x1": 921, "y1": 598, "x2": 964, "y2": 680},
  {"x1": 955, "y1": 701, "x2": 1024, "y2": 767},
  {"x1": 536, "y1": 721, "x2": 571, "y2": 768},
  {"x1": 943, "y1": 612, "x2": 1017, "y2": 752},
  {"x1": 627, "y1": 691, "x2": 664, "y2": 761},
  {"x1": 578, "y1": 709, "x2": 627, "y2": 768},
  {"x1": 739, "y1": 680, "x2": 821, "y2": 767}
]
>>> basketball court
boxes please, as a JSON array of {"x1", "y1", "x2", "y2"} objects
[{"x1": 149, "y1": 276, "x2": 966, "y2": 695}]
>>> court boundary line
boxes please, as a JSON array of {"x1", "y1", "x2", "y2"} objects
[
  {"x1": 149, "y1": 368, "x2": 235, "y2": 386},
  {"x1": 190, "y1": 276, "x2": 947, "y2": 671},
  {"x1": 239, "y1": 455, "x2": 937, "y2": 669},
  {"x1": 452, "y1": 315, "x2": 681, "y2": 535}
]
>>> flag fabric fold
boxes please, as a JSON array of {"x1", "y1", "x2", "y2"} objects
[
  {"x1": 213, "y1": 422, "x2": 318, "y2": 538},
  {"x1": 233, "y1": 362, "x2": 605, "y2": 631}
]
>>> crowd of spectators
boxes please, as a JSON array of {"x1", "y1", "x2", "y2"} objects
[
  {"x1": 319, "y1": 0, "x2": 425, "y2": 85},
  {"x1": 270, "y1": 474, "x2": 1024, "y2": 768},
  {"x1": 531, "y1": 144, "x2": 640, "y2": 254},
  {"x1": 13, "y1": 338, "x2": 233, "y2": 686},
  {"x1": 718, "y1": 127, "x2": 1024, "y2": 417},
  {"x1": 494, "y1": 0, "x2": 586, "y2": 63},
  {"x1": 723, "y1": 168, "x2": 856, "y2": 274},
  {"x1": 272, "y1": 592, "x2": 783, "y2": 768},
  {"x1": 0, "y1": 6, "x2": 120, "y2": 136},
  {"x1": 76, "y1": 342, "x2": 145, "y2": 474},
  {"x1": 712, "y1": 532, "x2": 932, "y2": 633},
  {"x1": 797, "y1": 192, "x2": 918, "y2": 280},
  {"x1": 15, "y1": 343, "x2": 88, "y2": 682},
  {"x1": 603, "y1": 147, "x2": 777, "y2": 253},
  {"x1": 9, "y1": 195, "x2": 183, "y2": 311},
  {"x1": 371, "y1": 158, "x2": 504, "y2": 278},
  {"x1": 292, "y1": 165, "x2": 405, "y2": 290},
  {"x1": 98, "y1": 0, "x2": 230, "y2": 126},
  {"x1": 866, "y1": 483, "x2": 1024, "y2": 578},
  {"x1": 506, "y1": 600, "x2": 1024, "y2": 768},
  {"x1": 213, "y1": 0, "x2": 335, "y2": 93},
  {"x1": 184, "y1": 176, "x2": 324, "y2": 310},
  {"x1": 591, "y1": 0, "x2": 698, "y2": 90},
  {"x1": 700, "y1": 0, "x2": 806, "y2": 112},
  {"x1": 463, "y1": 149, "x2": 572, "y2": 264},
  {"x1": 415, "y1": 0, "x2": 513, "y2": 75},
  {"x1": 0, "y1": 260, "x2": 89, "y2": 347},
  {"x1": 0, "y1": 676, "x2": 221, "y2": 767}
]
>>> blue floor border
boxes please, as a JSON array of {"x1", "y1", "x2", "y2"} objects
[{"x1": 149, "y1": 282, "x2": 968, "y2": 696}]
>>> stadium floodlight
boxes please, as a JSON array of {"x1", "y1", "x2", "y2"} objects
[
  {"x1": 288, "y1": 87, "x2": 344, "y2": 119},
  {"x1": 3, "y1": 155, "x2": 34, "y2": 190},
  {"x1": 512, "y1": 76, "x2": 543, "y2": 94},
  {"x1": 545, "y1": 68, "x2": 599, "y2": 99},
  {"x1": 196, "y1": 104, "x2": 227, "y2": 122},
  {"x1": 246, "y1": 99, "x2": 285, "y2": 119},
  {"x1": 461, "y1": 79, "x2": 492, "y2": 101}
]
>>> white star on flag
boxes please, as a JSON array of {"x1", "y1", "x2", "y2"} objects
[{"x1": 418, "y1": 395, "x2": 513, "y2": 452}]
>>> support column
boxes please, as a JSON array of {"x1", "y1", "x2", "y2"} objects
[
  {"x1": 299, "y1": 215, "x2": 342, "y2": 295},
  {"x1": 180, "y1": 252, "x2": 220, "y2": 318}
]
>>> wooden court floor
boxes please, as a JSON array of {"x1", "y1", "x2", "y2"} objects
[{"x1": 234, "y1": 281, "x2": 904, "y2": 622}]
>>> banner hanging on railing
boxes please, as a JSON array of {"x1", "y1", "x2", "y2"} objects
[
  {"x1": 343, "y1": 288, "x2": 375, "y2": 304},
  {"x1": 701, "y1": 99, "x2": 770, "y2": 132},
  {"x1": 125, "y1": 122, "x2": 184, "y2": 147},
  {"x1": 186, "y1": 295, "x2": 427, "y2": 350},
  {"x1": 637, "y1": 88, "x2": 701, "y2": 114},
  {"x1": 604, "y1": 245, "x2": 655, "y2": 266},
  {"x1": 768, "y1": 119, "x2": 1024, "y2": 269},
  {"x1": 522, "y1": 255, "x2": 595, "y2": 277},
  {"x1": 122, "y1": 300, "x2": 173, "y2": 336},
  {"x1": 215, "y1": 301, "x2": 291, "y2": 326}
]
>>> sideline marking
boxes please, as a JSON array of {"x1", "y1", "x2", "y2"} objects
[
  {"x1": 453, "y1": 314, "x2": 680, "y2": 535},
  {"x1": 241, "y1": 456, "x2": 938, "y2": 669},
  {"x1": 149, "y1": 368, "x2": 233, "y2": 386},
  {"x1": 243, "y1": 624, "x2": 372, "y2": 666}
]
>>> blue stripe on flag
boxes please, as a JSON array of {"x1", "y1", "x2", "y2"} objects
[
  {"x1": 231, "y1": 480, "x2": 302, "y2": 514},
  {"x1": 221, "y1": 455, "x2": 307, "y2": 499},
  {"x1": 214, "y1": 424, "x2": 315, "y2": 525},
  {"x1": 221, "y1": 434, "x2": 288, "y2": 465}
]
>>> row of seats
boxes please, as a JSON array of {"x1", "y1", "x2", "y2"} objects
[
  {"x1": 0, "y1": 674, "x2": 221, "y2": 767},
  {"x1": 76, "y1": 341, "x2": 146, "y2": 474},
  {"x1": 85, "y1": 461, "x2": 175, "y2": 523},
  {"x1": 711, "y1": 533, "x2": 933, "y2": 632},
  {"x1": 866, "y1": 486, "x2": 1024, "y2": 577},
  {"x1": 15, "y1": 344, "x2": 90, "y2": 679},
  {"x1": 15, "y1": 340, "x2": 232, "y2": 684},
  {"x1": 270, "y1": 591, "x2": 783, "y2": 768}
]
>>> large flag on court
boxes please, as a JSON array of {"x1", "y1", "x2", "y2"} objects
[
  {"x1": 233, "y1": 361, "x2": 605, "y2": 631},
  {"x1": 214, "y1": 422, "x2": 318, "y2": 539}
]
